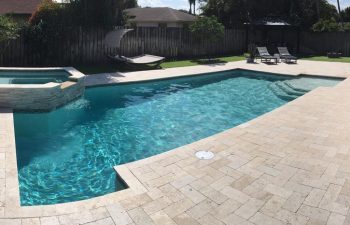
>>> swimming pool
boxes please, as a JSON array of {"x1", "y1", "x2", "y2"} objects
[
  {"x1": 0, "y1": 70, "x2": 69, "y2": 84},
  {"x1": 14, "y1": 70, "x2": 341, "y2": 205}
]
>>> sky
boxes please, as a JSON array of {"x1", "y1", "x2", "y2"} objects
[
  {"x1": 138, "y1": 0, "x2": 191, "y2": 10},
  {"x1": 329, "y1": 0, "x2": 350, "y2": 9},
  {"x1": 139, "y1": 0, "x2": 350, "y2": 10}
]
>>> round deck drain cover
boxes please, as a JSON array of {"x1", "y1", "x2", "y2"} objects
[{"x1": 195, "y1": 151, "x2": 214, "y2": 160}]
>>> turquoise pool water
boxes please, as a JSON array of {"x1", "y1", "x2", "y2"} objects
[
  {"x1": 14, "y1": 70, "x2": 341, "y2": 205},
  {"x1": 0, "y1": 70, "x2": 69, "y2": 84}
]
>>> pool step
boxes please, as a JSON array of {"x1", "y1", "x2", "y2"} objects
[
  {"x1": 270, "y1": 77, "x2": 342, "y2": 101},
  {"x1": 275, "y1": 81, "x2": 306, "y2": 96},
  {"x1": 284, "y1": 77, "x2": 341, "y2": 93},
  {"x1": 284, "y1": 80, "x2": 310, "y2": 93},
  {"x1": 269, "y1": 82, "x2": 300, "y2": 101}
]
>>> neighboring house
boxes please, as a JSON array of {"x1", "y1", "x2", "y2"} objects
[
  {"x1": 124, "y1": 7, "x2": 197, "y2": 28},
  {"x1": 0, "y1": 0, "x2": 42, "y2": 21}
]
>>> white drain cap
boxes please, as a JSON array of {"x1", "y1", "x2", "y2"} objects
[{"x1": 195, "y1": 151, "x2": 214, "y2": 160}]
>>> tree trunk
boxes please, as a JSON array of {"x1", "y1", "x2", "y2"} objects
[
  {"x1": 315, "y1": 0, "x2": 320, "y2": 20},
  {"x1": 337, "y1": 0, "x2": 344, "y2": 28},
  {"x1": 189, "y1": 3, "x2": 192, "y2": 14},
  {"x1": 193, "y1": 0, "x2": 196, "y2": 15}
]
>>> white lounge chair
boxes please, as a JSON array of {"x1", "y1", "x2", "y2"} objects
[
  {"x1": 108, "y1": 54, "x2": 165, "y2": 67},
  {"x1": 105, "y1": 29, "x2": 165, "y2": 68}
]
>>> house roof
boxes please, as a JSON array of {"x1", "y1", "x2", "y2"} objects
[
  {"x1": 0, "y1": 0, "x2": 42, "y2": 15},
  {"x1": 124, "y1": 7, "x2": 197, "y2": 23}
]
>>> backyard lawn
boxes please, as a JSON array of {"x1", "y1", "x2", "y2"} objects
[
  {"x1": 300, "y1": 56, "x2": 350, "y2": 63},
  {"x1": 161, "y1": 55, "x2": 246, "y2": 68}
]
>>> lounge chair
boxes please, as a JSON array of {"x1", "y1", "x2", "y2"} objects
[
  {"x1": 256, "y1": 47, "x2": 278, "y2": 64},
  {"x1": 277, "y1": 47, "x2": 298, "y2": 63},
  {"x1": 105, "y1": 29, "x2": 165, "y2": 68},
  {"x1": 108, "y1": 54, "x2": 165, "y2": 68}
]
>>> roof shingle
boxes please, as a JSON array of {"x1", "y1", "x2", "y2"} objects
[
  {"x1": 124, "y1": 7, "x2": 197, "y2": 23},
  {"x1": 0, "y1": 0, "x2": 42, "y2": 15}
]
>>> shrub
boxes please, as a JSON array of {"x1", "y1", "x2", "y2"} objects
[
  {"x1": 29, "y1": 0, "x2": 134, "y2": 29},
  {"x1": 24, "y1": 0, "x2": 70, "y2": 65},
  {"x1": 190, "y1": 16, "x2": 225, "y2": 43},
  {"x1": 312, "y1": 18, "x2": 341, "y2": 32},
  {"x1": 0, "y1": 15, "x2": 19, "y2": 42},
  {"x1": 189, "y1": 16, "x2": 225, "y2": 59},
  {"x1": 343, "y1": 23, "x2": 350, "y2": 31},
  {"x1": 29, "y1": 0, "x2": 67, "y2": 26},
  {"x1": 247, "y1": 43, "x2": 256, "y2": 59}
]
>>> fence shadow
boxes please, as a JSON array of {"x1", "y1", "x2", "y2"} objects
[{"x1": 191, "y1": 59, "x2": 228, "y2": 65}]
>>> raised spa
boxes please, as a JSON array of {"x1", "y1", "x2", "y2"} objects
[
  {"x1": 0, "y1": 68, "x2": 85, "y2": 111},
  {"x1": 14, "y1": 70, "x2": 342, "y2": 205}
]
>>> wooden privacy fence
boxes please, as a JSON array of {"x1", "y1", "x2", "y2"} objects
[
  {"x1": 0, "y1": 27, "x2": 246, "y2": 66},
  {"x1": 300, "y1": 32, "x2": 350, "y2": 56}
]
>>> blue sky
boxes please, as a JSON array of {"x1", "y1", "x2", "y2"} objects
[
  {"x1": 139, "y1": 0, "x2": 350, "y2": 10},
  {"x1": 329, "y1": 0, "x2": 350, "y2": 9}
]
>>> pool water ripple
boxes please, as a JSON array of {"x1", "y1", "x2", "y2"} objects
[{"x1": 14, "y1": 70, "x2": 338, "y2": 205}]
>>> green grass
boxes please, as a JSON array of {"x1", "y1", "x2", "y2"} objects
[
  {"x1": 75, "y1": 55, "x2": 245, "y2": 75},
  {"x1": 161, "y1": 55, "x2": 245, "y2": 69},
  {"x1": 300, "y1": 56, "x2": 350, "y2": 63}
]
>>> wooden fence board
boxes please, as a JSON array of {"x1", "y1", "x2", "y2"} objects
[
  {"x1": 0, "y1": 27, "x2": 246, "y2": 66},
  {"x1": 300, "y1": 31, "x2": 350, "y2": 56}
]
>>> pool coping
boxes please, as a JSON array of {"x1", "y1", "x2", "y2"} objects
[
  {"x1": 0, "y1": 67, "x2": 85, "y2": 88},
  {"x1": 84, "y1": 60, "x2": 350, "y2": 87},
  {"x1": 1, "y1": 60, "x2": 350, "y2": 218},
  {"x1": 86, "y1": 68, "x2": 345, "y2": 90}
]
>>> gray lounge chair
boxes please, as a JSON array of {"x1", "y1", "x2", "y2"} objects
[
  {"x1": 256, "y1": 47, "x2": 278, "y2": 64},
  {"x1": 108, "y1": 54, "x2": 165, "y2": 68},
  {"x1": 277, "y1": 47, "x2": 298, "y2": 63}
]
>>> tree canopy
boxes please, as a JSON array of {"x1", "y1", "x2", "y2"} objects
[
  {"x1": 25, "y1": 0, "x2": 138, "y2": 63},
  {"x1": 200, "y1": 0, "x2": 339, "y2": 29},
  {"x1": 190, "y1": 16, "x2": 225, "y2": 42},
  {"x1": 29, "y1": 0, "x2": 138, "y2": 28},
  {"x1": 0, "y1": 15, "x2": 19, "y2": 43},
  {"x1": 341, "y1": 6, "x2": 350, "y2": 22},
  {"x1": 190, "y1": 16, "x2": 225, "y2": 58}
]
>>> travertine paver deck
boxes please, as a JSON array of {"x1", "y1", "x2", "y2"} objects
[
  {"x1": 84, "y1": 60, "x2": 350, "y2": 86},
  {"x1": 2, "y1": 60, "x2": 350, "y2": 224}
]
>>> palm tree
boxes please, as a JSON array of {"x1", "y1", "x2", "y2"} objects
[
  {"x1": 315, "y1": 0, "x2": 320, "y2": 20},
  {"x1": 336, "y1": 0, "x2": 344, "y2": 28},
  {"x1": 193, "y1": 0, "x2": 196, "y2": 15},
  {"x1": 188, "y1": 0, "x2": 195, "y2": 14}
]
